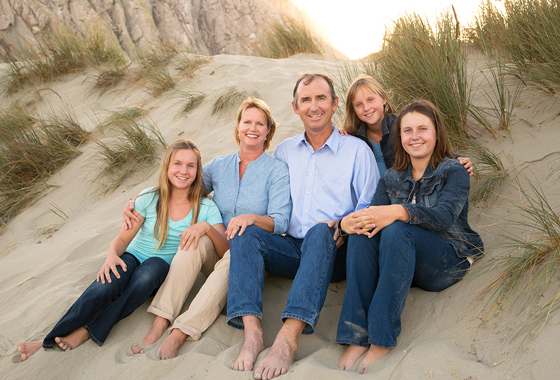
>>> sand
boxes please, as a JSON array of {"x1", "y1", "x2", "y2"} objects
[{"x1": 1, "y1": 52, "x2": 559, "y2": 379}]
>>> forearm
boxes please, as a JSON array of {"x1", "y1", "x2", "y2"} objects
[
  {"x1": 204, "y1": 223, "x2": 230, "y2": 258},
  {"x1": 250, "y1": 214, "x2": 275, "y2": 233}
]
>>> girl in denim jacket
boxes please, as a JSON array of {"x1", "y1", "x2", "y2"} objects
[{"x1": 336, "y1": 99, "x2": 483, "y2": 374}]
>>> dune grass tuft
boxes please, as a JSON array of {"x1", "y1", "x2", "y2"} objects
[
  {"x1": 95, "y1": 120, "x2": 166, "y2": 194},
  {"x1": 211, "y1": 87, "x2": 261, "y2": 118},
  {"x1": 175, "y1": 55, "x2": 212, "y2": 78},
  {"x1": 477, "y1": 175, "x2": 560, "y2": 349},
  {"x1": 464, "y1": 140, "x2": 508, "y2": 208},
  {"x1": 0, "y1": 105, "x2": 89, "y2": 224},
  {"x1": 471, "y1": 0, "x2": 560, "y2": 93},
  {"x1": 133, "y1": 44, "x2": 178, "y2": 97},
  {"x1": 97, "y1": 107, "x2": 149, "y2": 133},
  {"x1": 178, "y1": 92, "x2": 206, "y2": 116},
  {"x1": 255, "y1": 16, "x2": 323, "y2": 58}
]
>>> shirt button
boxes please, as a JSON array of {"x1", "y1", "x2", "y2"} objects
[{"x1": 305, "y1": 210, "x2": 308, "y2": 212}]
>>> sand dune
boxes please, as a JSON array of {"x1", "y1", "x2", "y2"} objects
[{"x1": 1, "y1": 52, "x2": 559, "y2": 379}]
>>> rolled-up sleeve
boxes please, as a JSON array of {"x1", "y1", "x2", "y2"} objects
[{"x1": 267, "y1": 161, "x2": 292, "y2": 234}]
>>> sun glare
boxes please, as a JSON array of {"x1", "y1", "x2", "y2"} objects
[{"x1": 293, "y1": 0, "x2": 486, "y2": 59}]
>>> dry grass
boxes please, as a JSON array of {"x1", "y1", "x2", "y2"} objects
[
  {"x1": 255, "y1": 16, "x2": 323, "y2": 58},
  {"x1": 477, "y1": 174, "x2": 560, "y2": 350},
  {"x1": 211, "y1": 87, "x2": 261, "y2": 118},
  {"x1": 95, "y1": 119, "x2": 166, "y2": 194}
]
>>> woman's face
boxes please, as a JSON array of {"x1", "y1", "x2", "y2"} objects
[
  {"x1": 400, "y1": 112, "x2": 437, "y2": 162},
  {"x1": 236, "y1": 107, "x2": 269, "y2": 150},
  {"x1": 352, "y1": 87, "x2": 386, "y2": 130},
  {"x1": 167, "y1": 149, "x2": 198, "y2": 190}
]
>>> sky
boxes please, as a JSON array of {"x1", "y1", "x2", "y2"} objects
[{"x1": 292, "y1": 0, "x2": 486, "y2": 59}]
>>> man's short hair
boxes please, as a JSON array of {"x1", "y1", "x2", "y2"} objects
[{"x1": 292, "y1": 73, "x2": 337, "y2": 107}]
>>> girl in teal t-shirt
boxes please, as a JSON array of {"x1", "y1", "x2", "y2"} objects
[{"x1": 17, "y1": 140, "x2": 227, "y2": 361}]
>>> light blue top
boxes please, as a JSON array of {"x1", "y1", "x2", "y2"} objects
[
  {"x1": 127, "y1": 188, "x2": 223, "y2": 264},
  {"x1": 274, "y1": 127, "x2": 379, "y2": 239},
  {"x1": 203, "y1": 151, "x2": 291, "y2": 234},
  {"x1": 369, "y1": 139, "x2": 388, "y2": 177}
]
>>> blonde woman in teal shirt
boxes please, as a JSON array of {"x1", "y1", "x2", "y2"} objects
[{"x1": 17, "y1": 140, "x2": 225, "y2": 361}]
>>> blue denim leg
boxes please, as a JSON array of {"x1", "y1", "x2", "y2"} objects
[
  {"x1": 282, "y1": 223, "x2": 338, "y2": 334},
  {"x1": 337, "y1": 222, "x2": 470, "y2": 349},
  {"x1": 336, "y1": 233, "x2": 381, "y2": 347},
  {"x1": 85, "y1": 256, "x2": 169, "y2": 345},
  {"x1": 227, "y1": 226, "x2": 302, "y2": 330},
  {"x1": 43, "y1": 252, "x2": 140, "y2": 349}
]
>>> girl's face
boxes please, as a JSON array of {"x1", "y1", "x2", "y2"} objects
[
  {"x1": 352, "y1": 87, "x2": 386, "y2": 130},
  {"x1": 167, "y1": 149, "x2": 198, "y2": 190},
  {"x1": 236, "y1": 107, "x2": 269, "y2": 150},
  {"x1": 400, "y1": 112, "x2": 437, "y2": 162}
]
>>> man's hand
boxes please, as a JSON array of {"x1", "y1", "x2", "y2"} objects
[{"x1": 122, "y1": 198, "x2": 138, "y2": 230}]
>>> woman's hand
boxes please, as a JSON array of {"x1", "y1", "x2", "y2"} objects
[
  {"x1": 179, "y1": 222, "x2": 210, "y2": 251},
  {"x1": 226, "y1": 214, "x2": 257, "y2": 240},
  {"x1": 457, "y1": 156, "x2": 474, "y2": 177},
  {"x1": 341, "y1": 205, "x2": 409, "y2": 237},
  {"x1": 96, "y1": 255, "x2": 127, "y2": 284},
  {"x1": 122, "y1": 198, "x2": 138, "y2": 230}
]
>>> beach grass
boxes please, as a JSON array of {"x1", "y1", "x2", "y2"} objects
[
  {"x1": 471, "y1": 0, "x2": 560, "y2": 93},
  {"x1": 463, "y1": 140, "x2": 508, "y2": 208},
  {"x1": 211, "y1": 87, "x2": 261, "y2": 118},
  {"x1": 175, "y1": 55, "x2": 212, "y2": 78},
  {"x1": 255, "y1": 16, "x2": 323, "y2": 58},
  {"x1": 0, "y1": 105, "x2": 89, "y2": 224},
  {"x1": 178, "y1": 91, "x2": 206, "y2": 116},
  {"x1": 95, "y1": 119, "x2": 166, "y2": 193},
  {"x1": 477, "y1": 174, "x2": 560, "y2": 350}
]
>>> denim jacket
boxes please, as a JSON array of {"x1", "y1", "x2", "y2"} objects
[
  {"x1": 372, "y1": 157, "x2": 484, "y2": 259},
  {"x1": 357, "y1": 114, "x2": 397, "y2": 169}
]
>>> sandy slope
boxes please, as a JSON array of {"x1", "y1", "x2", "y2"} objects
[{"x1": 1, "y1": 52, "x2": 559, "y2": 379}]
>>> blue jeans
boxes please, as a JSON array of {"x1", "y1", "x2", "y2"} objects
[
  {"x1": 227, "y1": 223, "x2": 344, "y2": 334},
  {"x1": 336, "y1": 221, "x2": 470, "y2": 348},
  {"x1": 43, "y1": 252, "x2": 169, "y2": 348}
]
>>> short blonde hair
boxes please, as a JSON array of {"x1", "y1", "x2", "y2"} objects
[{"x1": 233, "y1": 97, "x2": 277, "y2": 150}]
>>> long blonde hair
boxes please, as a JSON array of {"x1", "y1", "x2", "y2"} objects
[
  {"x1": 148, "y1": 139, "x2": 207, "y2": 249},
  {"x1": 343, "y1": 74, "x2": 395, "y2": 135}
]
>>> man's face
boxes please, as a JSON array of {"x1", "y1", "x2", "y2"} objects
[{"x1": 292, "y1": 77, "x2": 338, "y2": 134}]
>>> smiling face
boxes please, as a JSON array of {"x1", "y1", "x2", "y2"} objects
[
  {"x1": 352, "y1": 87, "x2": 386, "y2": 130},
  {"x1": 292, "y1": 77, "x2": 338, "y2": 133},
  {"x1": 236, "y1": 107, "x2": 269, "y2": 150},
  {"x1": 400, "y1": 111, "x2": 437, "y2": 163},
  {"x1": 167, "y1": 148, "x2": 198, "y2": 190}
]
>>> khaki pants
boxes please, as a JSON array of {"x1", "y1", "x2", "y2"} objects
[{"x1": 147, "y1": 235, "x2": 229, "y2": 341}]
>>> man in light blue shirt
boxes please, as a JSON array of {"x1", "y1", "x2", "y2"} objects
[{"x1": 227, "y1": 73, "x2": 379, "y2": 379}]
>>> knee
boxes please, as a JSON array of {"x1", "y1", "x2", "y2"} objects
[
  {"x1": 381, "y1": 221, "x2": 412, "y2": 241},
  {"x1": 134, "y1": 258, "x2": 169, "y2": 287},
  {"x1": 229, "y1": 225, "x2": 264, "y2": 252}
]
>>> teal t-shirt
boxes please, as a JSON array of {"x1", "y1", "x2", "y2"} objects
[{"x1": 126, "y1": 187, "x2": 223, "y2": 264}]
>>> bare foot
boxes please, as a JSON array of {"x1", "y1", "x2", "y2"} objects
[
  {"x1": 232, "y1": 316, "x2": 266, "y2": 372},
  {"x1": 158, "y1": 329, "x2": 188, "y2": 360},
  {"x1": 55, "y1": 327, "x2": 90, "y2": 351},
  {"x1": 133, "y1": 316, "x2": 170, "y2": 354},
  {"x1": 17, "y1": 341, "x2": 43, "y2": 361},
  {"x1": 338, "y1": 344, "x2": 368, "y2": 370},
  {"x1": 357, "y1": 345, "x2": 391, "y2": 374},
  {"x1": 253, "y1": 319, "x2": 303, "y2": 380}
]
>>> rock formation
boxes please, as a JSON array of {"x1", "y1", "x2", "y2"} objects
[{"x1": 0, "y1": 0, "x2": 302, "y2": 61}]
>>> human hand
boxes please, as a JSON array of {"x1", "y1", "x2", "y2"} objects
[
  {"x1": 457, "y1": 156, "x2": 474, "y2": 177},
  {"x1": 338, "y1": 129, "x2": 349, "y2": 137},
  {"x1": 226, "y1": 214, "x2": 256, "y2": 240},
  {"x1": 96, "y1": 255, "x2": 127, "y2": 284},
  {"x1": 122, "y1": 198, "x2": 138, "y2": 230},
  {"x1": 179, "y1": 222, "x2": 210, "y2": 251}
]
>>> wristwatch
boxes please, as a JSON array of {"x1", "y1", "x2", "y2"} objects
[{"x1": 337, "y1": 219, "x2": 348, "y2": 237}]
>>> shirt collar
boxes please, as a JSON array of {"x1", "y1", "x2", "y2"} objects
[
  {"x1": 298, "y1": 125, "x2": 340, "y2": 154},
  {"x1": 357, "y1": 118, "x2": 390, "y2": 139},
  {"x1": 400, "y1": 162, "x2": 437, "y2": 182}
]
